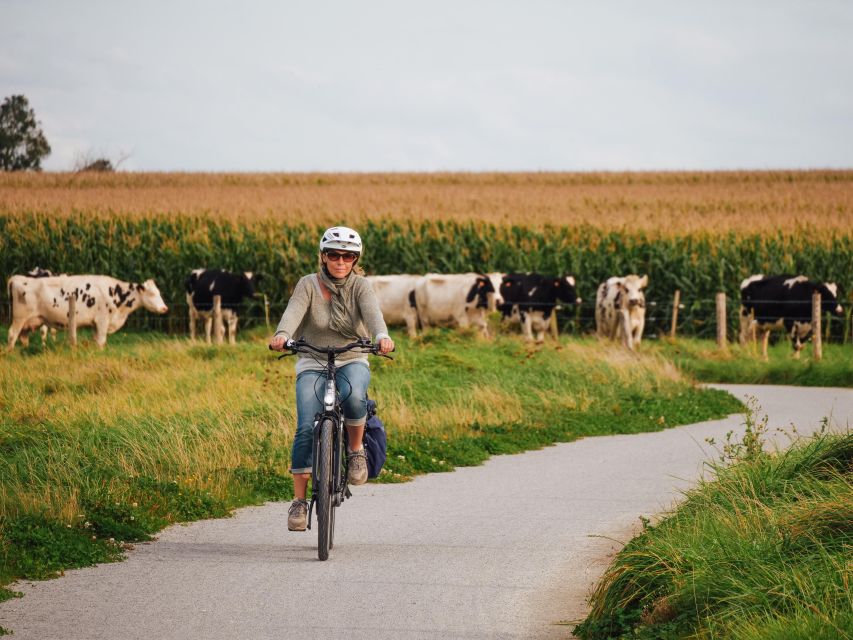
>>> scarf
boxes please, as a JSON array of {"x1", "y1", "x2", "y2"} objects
[{"x1": 318, "y1": 267, "x2": 361, "y2": 339}]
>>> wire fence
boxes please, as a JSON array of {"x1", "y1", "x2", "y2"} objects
[{"x1": 3, "y1": 293, "x2": 851, "y2": 345}]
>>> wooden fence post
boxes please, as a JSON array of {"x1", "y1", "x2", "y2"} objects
[
  {"x1": 669, "y1": 289, "x2": 680, "y2": 339},
  {"x1": 213, "y1": 295, "x2": 224, "y2": 345},
  {"x1": 549, "y1": 308, "x2": 559, "y2": 340},
  {"x1": 716, "y1": 292, "x2": 727, "y2": 351},
  {"x1": 263, "y1": 294, "x2": 271, "y2": 330},
  {"x1": 812, "y1": 292, "x2": 822, "y2": 362},
  {"x1": 68, "y1": 294, "x2": 78, "y2": 348}
]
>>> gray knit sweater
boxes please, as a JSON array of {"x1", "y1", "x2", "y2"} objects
[{"x1": 274, "y1": 273, "x2": 390, "y2": 374}]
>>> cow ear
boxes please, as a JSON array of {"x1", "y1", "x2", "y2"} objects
[{"x1": 639, "y1": 275, "x2": 649, "y2": 288}]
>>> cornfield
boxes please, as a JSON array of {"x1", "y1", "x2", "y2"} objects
[
  {"x1": 1, "y1": 170, "x2": 852, "y2": 235},
  {"x1": 1, "y1": 214, "x2": 850, "y2": 341}
]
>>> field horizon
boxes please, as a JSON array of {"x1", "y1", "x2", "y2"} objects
[{"x1": 2, "y1": 169, "x2": 851, "y2": 235}]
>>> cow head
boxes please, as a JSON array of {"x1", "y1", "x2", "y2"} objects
[
  {"x1": 485, "y1": 272, "x2": 505, "y2": 311},
  {"x1": 620, "y1": 274, "x2": 648, "y2": 308},
  {"x1": 138, "y1": 279, "x2": 169, "y2": 314},
  {"x1": 466, "y1": 276, "x2": 496, "y2": 309},
  {"x1": 554, "y1": 275, "x2": 581, "y2": 305},
  {"x1": 26, "y1": 266, "x2": 54, "y2": 278},
  {"x1": 242, "y1": 272, "x2": 262, "y2": 298},
  {"x1": 821, "y1": 282, "x2": 844, "y2": 316}
]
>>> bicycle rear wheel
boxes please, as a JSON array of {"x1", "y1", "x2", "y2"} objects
[{"x1": 316, "y1": 418, "x2": 334, "y2": 561}]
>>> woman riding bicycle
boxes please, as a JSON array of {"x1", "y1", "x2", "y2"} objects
[{"x1": 269, "y1": 226, "x2": 394, "y2": 531}]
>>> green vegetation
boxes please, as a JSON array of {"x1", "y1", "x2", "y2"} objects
[
  {"x1": 1, "y1": 214, "x2": 850, "y2": 339},
  {"x1": 650, "y1": 339, "x2": 853, "y2": 388},
  {"x1": 575, "y1": 404, "x2": 853, "y2": 640},
  {"x1": 0, "y1": 329, "x2": 741, "y2": 592}
]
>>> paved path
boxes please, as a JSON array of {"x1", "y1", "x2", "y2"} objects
[{"x1": 1, "y1": 385, "x2": 851, "y2": 639}]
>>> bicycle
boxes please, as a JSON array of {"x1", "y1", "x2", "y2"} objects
[{"x1": 272, "y1": 337, "x2": 392, "y2": 560}]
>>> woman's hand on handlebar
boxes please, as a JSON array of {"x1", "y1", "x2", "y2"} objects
[
  {"x1": 377, "y1": 337, "x2": 394, "y2": 355},
  {"x1": 268, "y1": 335, "x2": 292, "y2": 352}
]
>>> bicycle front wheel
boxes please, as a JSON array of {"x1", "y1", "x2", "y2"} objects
[{"x1": 316, "y1": 418, "x2": 334, "y2": 561}]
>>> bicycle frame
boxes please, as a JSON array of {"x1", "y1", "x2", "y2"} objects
[{"x1": 306, "y1": 349, "x2": 350, "y2": 530}]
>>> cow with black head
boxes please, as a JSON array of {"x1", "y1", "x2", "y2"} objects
[
  {"x1": 740, "y1": 274, "x2": 843, "y2": 359},
  {"x1": 499, "y1": 273, "x2": 581, "y2": 342},
  {"x1": 186, "y1": 269, "x2": 262, "y2": 344}
]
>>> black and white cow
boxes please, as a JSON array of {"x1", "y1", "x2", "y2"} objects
[
  {"x1": 740, "y1": 274, "x2": 843, "y2": 359},
  {"x1": 499, "y1": 273, "x2": 580, "y2": 342},
  {"x1": 185, "y1": 269, "x2": 261, "y2": 344},
  {"x1": 7, "y1": 274, "x2": 168, "y2": 350},
  {"x1": 595, "y1": 275, "x2": 648, "y2": 351},
  {"x1": 412, "y1": 273, "x2": 500, "y2": 337}
]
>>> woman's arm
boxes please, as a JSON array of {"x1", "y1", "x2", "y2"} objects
[{"x1": 273, "y1": 276, "x2": 312, "y2": 341}]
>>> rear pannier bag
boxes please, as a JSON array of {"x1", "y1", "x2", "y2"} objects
[{"x1": 362, "y1": 398, "x2": 387, "y2": 479}]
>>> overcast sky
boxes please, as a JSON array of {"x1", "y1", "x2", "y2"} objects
[{"x1": 2, "y1": 1, "x2": 852, "y2": 171}]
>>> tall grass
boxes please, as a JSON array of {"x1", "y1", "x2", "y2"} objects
[
  {"x1": 2, "y1": 215, "x2": 850, "y2": 340},
  {"x1": 0, "y1": 329, "x2": 742, "y2": 593},
  {"x1": 575, "y1": 418, "x2": 853, "y2": 640},
  {"x1": 650, "y1": 339, "x2": 853, "y2": 388}
]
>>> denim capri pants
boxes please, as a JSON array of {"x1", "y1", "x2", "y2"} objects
[{"x1": 291, "y1": 361, "x2": 370, "y2": 474}]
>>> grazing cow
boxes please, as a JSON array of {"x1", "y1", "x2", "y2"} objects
[
  {"x1": 412, "y1": 273, "x2": 498, "y2": 336},
  {"x1": 595, "y1": 275, "x2": 648, "y2": 350},
  {"x1": 7, "y1": 275, "x2": 168, "y2": 350},
  {"x1": 498, "y1": 273, "x2": 580, "y2": 342},
  {"x1": 366, "y1": 274, "x2": 424, "y2": 337},
  {"x1": 739, "y1": 274, "x2": 843, "y2": 359},
  {"x1": 186, "y1": 269, "x2": 261, "y2": 344}
]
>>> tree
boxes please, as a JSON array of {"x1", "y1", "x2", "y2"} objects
[{"x1": 0, "y1": 94, "x2": 51, "y2": 171}]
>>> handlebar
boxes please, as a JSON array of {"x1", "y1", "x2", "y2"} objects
[{"x1": 269, "y1": 337, "x2": 394, "y2": 359}]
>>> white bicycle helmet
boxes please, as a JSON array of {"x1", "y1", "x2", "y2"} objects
[{"x1": 320, "y1": 226, "x2": 362, "y2": 253}]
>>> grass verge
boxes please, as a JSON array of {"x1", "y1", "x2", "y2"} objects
[
  {"x1": 574, "y1": 409, "x2": 853, "y2": 640},
  {"x1": 0, "y1": 328, "x2": 741, "y2": 597},
  {"x1": 649, "y1": 338, "x2": 853, "y2": 388}
]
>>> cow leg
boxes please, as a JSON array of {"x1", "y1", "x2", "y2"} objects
[
  {"x1": 522, "y1": 312, "x2": 534, "y2": 341},
  {"x1": 94, "y1": 316, "x2": 110, "y2": 349},
  {"x1": 404, "y1": 306, "x2": 418, "y2": 338},
  {"x1": 791, "y1": 332, "x2": 803, "y2": 360},
  {"x1": 19, "y1": 327, "x2": 31, "y2": 348},
  {"x1": 227, "y1": 315, "x2": 238, "y2": 345},
  {"x1": 608, "y1": 312, "x2": 621, "y2": 342},
  {"x1": 759, "y1": 327, "x2": 770, "y2": 361},
  {"x1": 738, "y1": 308, "x2": 753, "y2": 346},
  {"x1": 477, "y1": 314, "x2": 490, "y2": 339},
  {"x1": 204, "y1": 316, "x2": 213, "y2": 344},
  {"x1": 595, "y1": 305, "x2": 604, "y2": 338},
  {"x1": 40, "y1": 325, "x2": 49, "y2": 344},
  {"x1": 187, "y1": 296, "x2": 197, "y2": 341},
  {"x1": 634, "y1": 312, "x2": 645, "y2": 347},
  {"x1": 7, "y1": 318, "x2": 27, "y2": 350},
  {"x1": 619, "y1": 310, "x2": 634, "y2": 350}
]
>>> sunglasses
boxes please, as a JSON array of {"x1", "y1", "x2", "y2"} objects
[{"x1": 324, "y1": 250, "x2": 358, "y2": 263}]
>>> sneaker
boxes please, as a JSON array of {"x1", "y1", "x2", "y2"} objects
[
  {"x1": 287, "y1": 499, "x2": 308, "y2": 531},
  {"x1": 347, "y1": 448, "x2": 368, "y2": 485}
]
